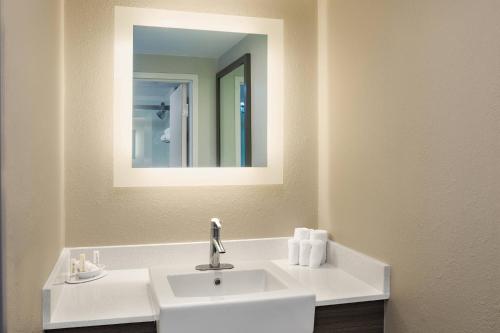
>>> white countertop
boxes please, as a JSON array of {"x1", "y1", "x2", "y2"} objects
[
  {"x1": 43, "y1": 238, "x2": 390, "y2": 330},
  {"x1": 273, "y1": 260, "x2": 388, "y2": 306},
  {"x1": 46, "y1": 269, "x2": 155, "y2": 330}
]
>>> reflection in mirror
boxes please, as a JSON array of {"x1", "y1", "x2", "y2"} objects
[
  {"x1": 217, "y1": 55, "x2": 251, "y2": 167},
  {"x1": 133, "y1": 79, "x2": 193, "y2": 167},
  {"x1": 132, "y1": 26, "x2": 267, "y2": 168}
]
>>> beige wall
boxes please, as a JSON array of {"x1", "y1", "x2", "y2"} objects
[
  {"x1": 64, "y1": 0, "x2": 317, "y2": 246},
  {"x1": 1, "y1": 0, "x2": 65, "y2": 332},
  {"x1": 319, "y1": 0, "x2": 500, "y2": 332},
  {"x1": 3, "y1": 1, "x2": 499, "y2": 332}
]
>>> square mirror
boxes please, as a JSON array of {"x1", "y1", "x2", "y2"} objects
[
  {"x1": 114, "y1": 7, "x2": 283, "y2": 186},
  {"x1": 132, "y1": 27, "x2": 266, "y2": 168}
]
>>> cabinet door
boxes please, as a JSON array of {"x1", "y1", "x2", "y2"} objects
[{"x1": 314, "y1": 301, "x2": 384, "y2": 333}]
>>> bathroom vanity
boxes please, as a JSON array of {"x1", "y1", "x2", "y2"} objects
[
  {"x1": 43, "y1": 9, "x2": 388, "y2": 331},
  {"x1": 44, "y1": 302, "x2": 384, "y2": 333},
  {"x1": 42, "y1": 238, "x2": 389, "y2": 333}
]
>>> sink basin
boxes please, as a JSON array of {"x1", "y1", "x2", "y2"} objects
[
  {"x1": 167, "y1": 268, "x2": 286, "y2": 297},
  {"x1": 149, "y1": 261, "x2": 315, "y2": 333}
]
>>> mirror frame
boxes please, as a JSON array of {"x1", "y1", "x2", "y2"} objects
[
  {"x1": 216, "y1": 53, "x2": 252, "y2": 167},
  {"x1": 114, "y1": 6, "x2": 283, "y2": 186}
]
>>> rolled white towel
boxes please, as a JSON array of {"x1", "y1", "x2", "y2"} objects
[
  {"x1": 310, "y1": 230, "x2": 328, "y2": 264},
  {"x1": 299, "y1": 240, "x2": 313, "y2": 266},
  {"x1": 294, "y1": 227, "x2": 311, "y2": 241},
  {"x1": 309, "y1": 240, "x2": 325, "y2": 268},
  {"x1": 288, "y1": 238, "x2": 300, "y2": 265},
  {"x1": 310, "y1": 229, "x2": 328, "y2": 241}
]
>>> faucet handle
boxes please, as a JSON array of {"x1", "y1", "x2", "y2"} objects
[{"x1": 211, "y1": 217, "x2": 222, "y2": 229}]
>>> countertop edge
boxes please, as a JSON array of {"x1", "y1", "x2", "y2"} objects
[
  {"x1": 44, "y1": 294, "x2": 391, "y2": 330},
  {"x1": 43, "y1": 314, "x2": 157, "y2": 330},
  {"x1": 316, "y1": 294, "x2": 390, "y2": 307}
]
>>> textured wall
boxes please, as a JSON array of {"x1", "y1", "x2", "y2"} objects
[
  {"x1": 64, "y1": 0, "x2": 317, "y2": 246},
  {"x1": 319, "y1": 0, "x2": 500, "y2": 332},
  {"x1": 1, "y1": 0, "x2": 65, "y2": 332}
]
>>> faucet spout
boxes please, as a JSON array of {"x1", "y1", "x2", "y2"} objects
[{"x1": 212, "y1": 238, "x2": 225, "y2": 254}]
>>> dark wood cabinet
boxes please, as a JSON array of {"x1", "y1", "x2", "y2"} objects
[
  {"x1": 314, "y1": 301, "x2": 384, "y2": 333},
  {"x1": 45, "y1": 301, "x2": 384, "y2": 333}
]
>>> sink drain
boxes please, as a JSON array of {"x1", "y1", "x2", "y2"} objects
[{"x1": 214, "y1": 278, "x2": 221, "y2": 286}]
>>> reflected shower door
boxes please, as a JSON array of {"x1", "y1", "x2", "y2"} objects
[{"x1": 169, "y1": 84, "x2": 188, "y2": 167}]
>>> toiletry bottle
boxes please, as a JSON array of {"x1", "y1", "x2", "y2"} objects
[
  {"x1": 70, "y1": 258, "x2": 78, "y2": 275},
  {"x1": 93, "y1": 250, "x2": 100, "y2": 266},
  {"x1": 79, "y1": 253, "x2": 86, "y2": 272}
]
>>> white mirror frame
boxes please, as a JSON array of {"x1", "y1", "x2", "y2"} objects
[{"x1": 114, "y1": 6, "x2": 283, "y2": 187}]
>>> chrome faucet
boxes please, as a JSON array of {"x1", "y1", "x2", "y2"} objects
[
  {"x1": 195, "y1": 218, "x2": 234, "y2": 271},
  {"x1": 210, "y1": 218, "x2": 225, "y2": 267}
]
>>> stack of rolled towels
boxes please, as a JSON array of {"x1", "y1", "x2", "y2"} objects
[{"x1": 288, "y1": 228, "x2": 328, "y2": 268}]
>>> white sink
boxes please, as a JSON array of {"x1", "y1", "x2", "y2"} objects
[
  {"x1": 167, "y1": 268, "x2": 286, "y2": 297},
  {"x1": 149, "y1": 261, "x2": 315, "y2": 333}
]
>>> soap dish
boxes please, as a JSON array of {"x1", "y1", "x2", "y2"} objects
[{"x1": 65, "y1": 265, "x2": 107, "y2": 284}]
